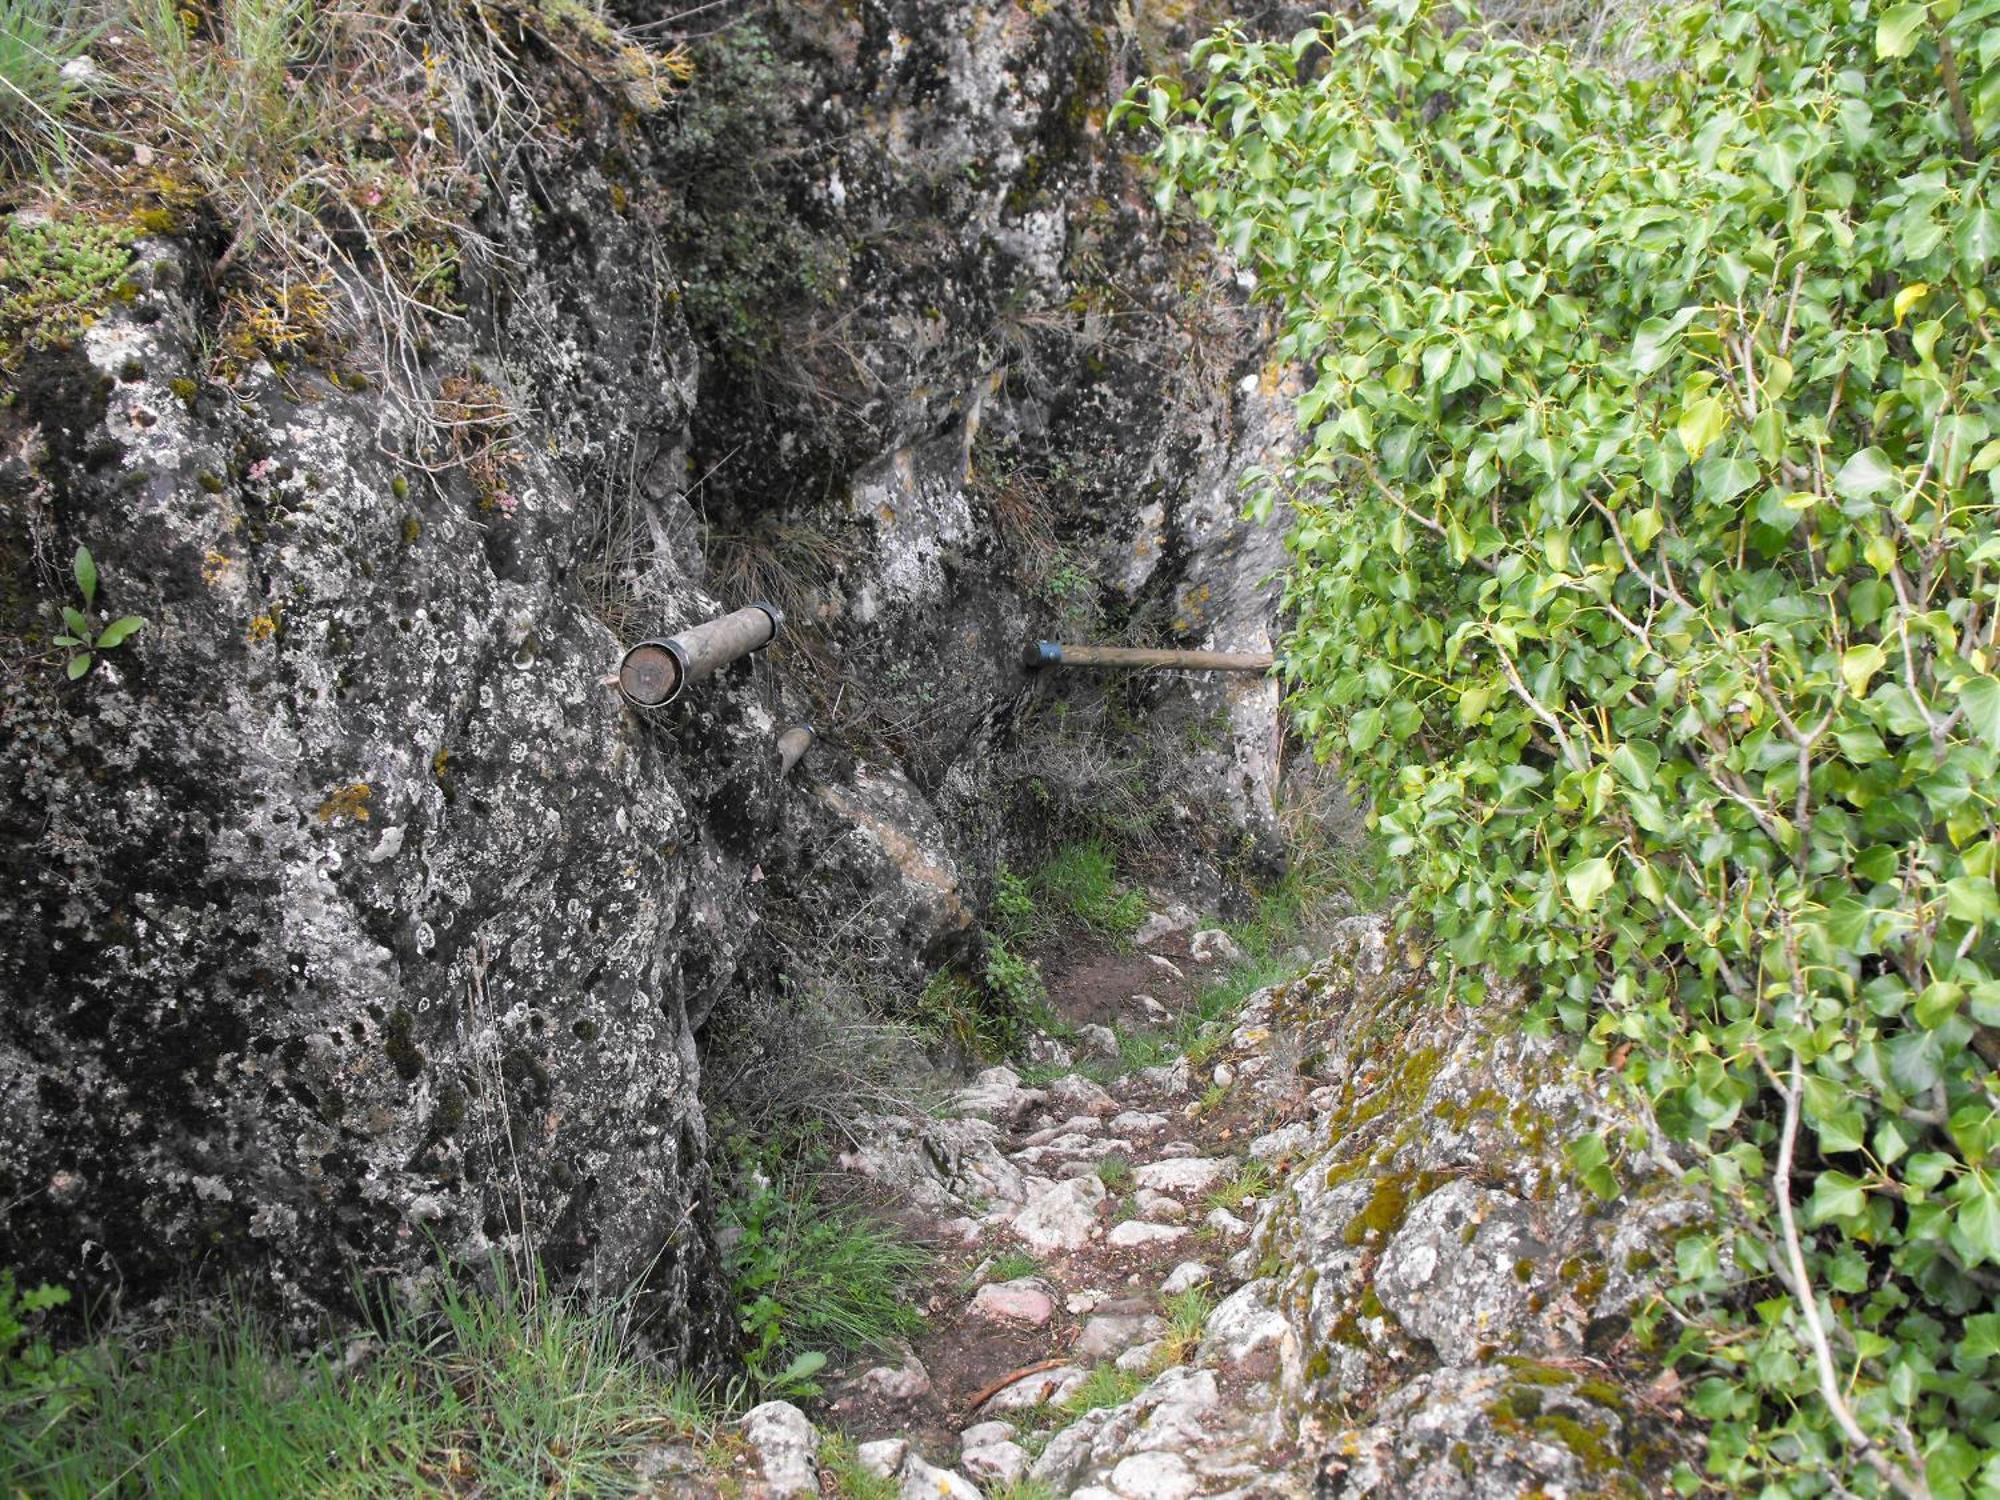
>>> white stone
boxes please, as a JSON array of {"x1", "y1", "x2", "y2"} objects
[
  {"x1": 1188, "y1": 928, "x2": 1246, "y2": 966},
  {"x1": 1133, "y1": 904, "x2": 1194, "y2": 946},
  {"x1": 1115, "y1": 1339, "x2": 1163, "y2": 1372},
  {"x1": 1134, "y1": 1156, "x2": 1232, "y2": 1195},
  {"x1": 1160, "y1": 1260, "x2": 1212, "y2": 1296},
  {"x1": 982, "y1": 1364, "x2": 1085, "y2": 1412},
  {"x1": 958, "y1": 1420, "x2": 1013, "y2": 1449},
  {"x1": 855, "y1": 1346, "x2": 932, "y2": 1402},
  {"x1": 899, "y1": 1453, "x2": 981, "y2": 1500},
  {"x1": 1248, "y1": 1122, "x2": 1313, "y2": 1162},
  {"x1": 1147, "y1": 954, "x2": 1185, "y2": 981},
  {"x1": 1077, "y1": 1023, "x2": 1120, "y2": 1060},
  {"x1": 1205, "y1": 1207, "x2": 1249, "y2": 1236},
  {"x1": 1109, "y1": 1449, "x2": 1199, "y2": 1500},
  {"x1": 959, "y1": 1438, "x2": 1030, "y2": 1486},
  {"x1": 1136, "y1": 1057, "x2": 1191, "y2": 1093},
  {"x1": 954, "y1": 1065, "x2": 1042, "y2": 1124},
  {"x1": 1109, "y1": 1110, "x2": 1169, "y2": 1134},
  {"x1": 1048, "y1": 1073, "x2": 1118, "y2": 1116},
  {"x1": 1011, "y1": 1174, "x2": 1106, "y2": 1253},
  {"x1": 1201, "y1": 1281, "x2": 1289, "y2": 1365},
  {"x1": 1211, "y1": 1062, "x2": 1235, "y2": 1088},
  {"x1": 1135, "y1": 1188, "x2": 1186, "y2": 1223},
  {"x1": 740, "y1": 1401, "x2": 816, "y2": 1497},
  {"x1": 857, "y1": 1438, "x2": 908, "y2": 1478},
  {"x1": 1076, "y1": 1311, "x2": 1166, "y2": 1359},
  {"x1": 1066, "y1": 1287, "x2": 1106, "y2": 1314},
  {"x1": 1107, "y1": 1219, "x2": 1188, "y2": 1248}
]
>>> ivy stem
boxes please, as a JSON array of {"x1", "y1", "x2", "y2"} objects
[{"x1": 1771, "y1": 1054, "x2": 1933, "y2": 1500}]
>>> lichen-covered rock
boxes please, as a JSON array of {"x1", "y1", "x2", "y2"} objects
[{"x1": 0, "y1": 201, "x2": 746, "y2": 1347}]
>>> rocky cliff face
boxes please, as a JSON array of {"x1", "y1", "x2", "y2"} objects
[{"x1": 0, "y1": 0, "x2": 1303, "y2": 1335}]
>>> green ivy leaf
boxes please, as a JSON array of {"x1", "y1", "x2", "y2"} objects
[
  {"x1": 1955, "y1": 676, "x2": 2000, "y2": 751},
  {"x1": 1564, "y1": 855, "x2": 1615, "y2": 911},
  {"x1": 1874, "y1": 3, "x2": 1930, "y2": 59},
  {"x1": 1834, "y1": 449, "x2": 1899, "y2": 502},
  {"x1": 1951, "y1": 1178, "x2": 2000, "y2": 1267}
]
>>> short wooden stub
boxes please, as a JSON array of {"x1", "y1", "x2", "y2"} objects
[{"x1": 617, "y1": 642, "x2": 683, "y2": 707}]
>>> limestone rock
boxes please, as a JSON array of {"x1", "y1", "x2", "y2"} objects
[
  {"x1": 970, "y1": 1278, "x2": 1057, "y2": 1327},
  {"x1": 1134, "y1": 1156, "x2": 1232, "y2": 1195},
  {"x1": 1011, "y1": 1174, "x2": 1106, "y2": 1254},
  {"x1": 741, "y1": 1402, "x2": 817, "y2": 1498}
]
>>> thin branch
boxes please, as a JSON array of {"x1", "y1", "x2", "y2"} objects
[{"x1": 1772, "y1": 1055, "x2": 1933, "y2": 1500}]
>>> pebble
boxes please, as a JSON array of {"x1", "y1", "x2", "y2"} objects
[
  {"x1": 1076, "y1": 1311, "x2": 1166, "y2": 1359},
  {"x1": 1189, "y1": 928, "x2": 1246, "y2": 966},
  {"x1": 1011, "y1": 1175, "x2": 1106, "y2": 1254},
  {"x1": 982, "y1": 1364, "x2": 1085, "y2": 1412},
  {"x1": 1135, "y1": 1188, "x2": 1186, "y2": 1223},
  {"x1": 959, "y1": 1437, "x2": 1029, "y2": 1486},
  {"x1": 1160, "y1": 1260, "x2": 1212, "y2": 1296},
  {"x1": 1109, "y1": 1449, "x2": 1199, "y2": 1499},
  {"x1": 1134, "y1": 1156, "x2": 1232, "y2": 1195},
  {"x1": 970, "y1": 1278, "x2": 1056, "y2": 1327},
  {"x1": 1107, "y1": 1219, "x2": 1188, "y2": 1248},
  {"x1": 740, "y1": 1401, "x2": 817, "y2": 1497},
  {"x1": 858, "y1": 1438, "x2": 908, "y2": 1478},
  {"x1": 1206, "y1": 1206, "x2": 1250, "y2": 1236},
  {"x1": 1077, "y1": 1023, "x2": 1121, "y2": 1060},
  {"x1": 1109, "y1": 1110, "x2": 1169, "y2": 1134}
]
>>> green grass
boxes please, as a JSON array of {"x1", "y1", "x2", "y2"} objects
[
  {"x1": 1094, "y1": 1153, "x2": 1133, "y2": 1191},
  {"x1": 1203, "y1": 1158, "x2": 1274, "y2": 1218},
  {"x1": 0, "y1": 0, "x2": 94, "y2": 176},
  {"x1": 1030, "y1": 841, "x2": 1147, "y2": 940},
  {"x1": 0, "y1": 1269, "x2": 720, "y2": 1498},
  {"x1": 1156, "y1": 1287, "x2": 1214, "y2": 1367},
  {"x1": 988, "y1": 1482, "x2": 1061, "y2": 1500},
  {"x1": 1059, "y1": 1363, "x2": 1147, "y2": 1416},
  {"x1": 984, "y1": 1250, "x2": 1041, "y2": 1283},
  {"x1": 721, "y1": 1171, "x2": 930, "y2": 1389},
  {"x1": 820, "y1": 1431, "x2": 898, "y2": 1500}
]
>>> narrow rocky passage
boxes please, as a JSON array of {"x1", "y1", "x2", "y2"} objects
[
  {"x1": 799, "y1": 915, "x2": 1322, "y2": 1498},
  {"x1": 699, "y1": 912, "x2": 1701, "y2": 1500}
]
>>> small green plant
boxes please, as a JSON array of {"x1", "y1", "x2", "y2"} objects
[
  {"x1": 992, "y1": 864, "x2": 1044, "y2": 946},
  {"x1": 1059, "y1": 1363, "x2": 1146, "y2": 1417},
  {"x1": 985, "y1": 1250, "x2": 1040, "y2": 1283},
  {"x1": 0, "y1": 219, "x2": 133, "y2": 359},
  {"x1": 52, "y1": 546, "x2": 145, "y2": 679},
  {"x1": 1203, "y1": 1159, "x2": 1272, "y2": 1219},
  {"x1": 1094, "y1": 1153, "x2": 1133, "y2": 1191},
  {"x1": 0, "y1": 1270, "x2": 73, "y2": 1403},
  {"x1": 1195, "y1": 1080, "x2": 1229, "y2": 1115},
  {"x1": 1031, "y1": 841, "x2": 1147, "y2": 939},
  {"x1": 720, "y1": 1170, "x2": 928, "y2": 1395},
  {"x1": 1156, "y1": 1286, "x2": 1214, "y2": 1367}
]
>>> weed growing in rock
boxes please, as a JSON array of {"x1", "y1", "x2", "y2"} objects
[
  {"x1": 720, "y1": 1171, "x2": 928, "y2": 1396},
  {"x1": 985, "y1": 1250, "x2": 1040, "y2": 1283},
  {"x1": 1060, "y1": 1363, "x2": 1147, "y2": 1417},
  {"x1": 1156, "y1": 1287, "x2": 1214, "y2": 1367},
  {"x1": 1203, "y1": 1159, "x2": 1272, "y2": 1220},
  {"x1": 1031, "y1": 840, "x2": 1146, "y2": 940},
  {"x1": 50, "y1": 545, "x2": 144, "y2": 679},
  {"x1": 1094, "y1": 1153, "x2": 1134, "y2": 1191}
]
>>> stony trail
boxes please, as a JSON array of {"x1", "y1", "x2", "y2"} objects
[
  {"x1": 709, "y1": 915, "x2": 1704, "y2": 1500},
  {"x1": 811, "y1": 914, "x2": 1315, "y2": 1498},
  {"x1": 815, "y1": 918, "x2": 1310, "y2": 1497}
]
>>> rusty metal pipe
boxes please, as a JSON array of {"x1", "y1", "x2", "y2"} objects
[
  {"x1": 1023, "y1": 641, "x2": 1275, "y2": 673},
  {"x1": 618, "y1": 603, "x2": 784, "y2": 708},
  {"x1": 776, "y1": 723, "x2": 816, "y2": 776}
]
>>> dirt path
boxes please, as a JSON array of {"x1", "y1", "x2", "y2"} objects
[{"x1": 815, "y1": 926, "x2": 1316, "y2": 1493}]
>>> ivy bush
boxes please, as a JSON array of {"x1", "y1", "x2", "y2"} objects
[{"x1": 1123, "y1": 1, "x2": 1999, "y2": 1493}]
